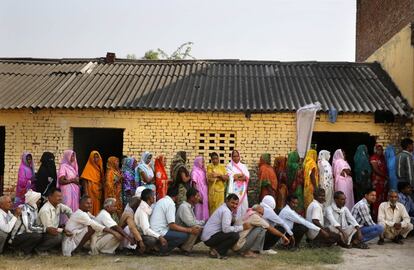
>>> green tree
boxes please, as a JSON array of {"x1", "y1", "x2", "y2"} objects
[
  {"x1": 126, "y1": 53, "x2": 137, "y2": 59},
  {"x1": 140, "y1": 42, "x2": 195, "y2": 60}
]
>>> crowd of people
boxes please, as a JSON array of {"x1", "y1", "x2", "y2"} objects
[{"x1": 0, "y1": 138, "x2": 414, "y2": 259}]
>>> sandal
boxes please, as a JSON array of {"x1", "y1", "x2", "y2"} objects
[
  {"x1": 352, "y1": 242, "x2": 369, "y2": 249},
  {"x1": 209, "y1": 248, "x2": 221, "y2": 259}
]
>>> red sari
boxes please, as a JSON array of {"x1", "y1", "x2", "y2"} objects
[
  {"x1": 274, "y1": 157, "x2": 288, "y2": 211},
  {"x1": 155, "y1": 156, "x2": 169, "y2": 200},
  {"x1": 370, "y1": 151, "x2": 387, "y2": 220}
]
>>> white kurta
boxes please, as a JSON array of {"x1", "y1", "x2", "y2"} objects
[
  {"x1": 62, "y1": 209, "x2": 105, "y2": 257},
  {"x1": 92, "y1": 209, "x2": 121, "y2": 255}
]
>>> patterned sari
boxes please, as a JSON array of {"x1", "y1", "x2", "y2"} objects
[
  {"x1": 207, "y1": 162, "x2": 227, "y2": 214},
  {"x1": 121, "y1": 157, "x2": 137, "y2": 205},
  {"x1": 191, "y1": 156, "x2": 209, "y2": 221},
  {"x1": 258, "y1": 153, "x2": 278, "y2": 201},
  {"x1": 104, "y1": 156, "x2": 123, "y2": 218},
  {"x1": 155, "y1": 155, "x2": 169, "y2": 200},
  {"x1": 370, "y1": 144, "x2": 388, "y2": 220},
  {"x1": 288, "y1": 151, "x2": 305, "y2": 216},
  {"x1": 354, "y1": 145, "x2": 372, "y2": 202},
  {"x1": 15, "y1": 152, "x2": 36, "y2": 207}
]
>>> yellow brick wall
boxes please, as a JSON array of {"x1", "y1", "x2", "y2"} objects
[{"x1": 0, "y1": 109, "x2": 411, "y2": 193}]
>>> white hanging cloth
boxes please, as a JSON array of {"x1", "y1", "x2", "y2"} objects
[{"x1": 296, "y1": 102, "x2": 321, "y2": 158}]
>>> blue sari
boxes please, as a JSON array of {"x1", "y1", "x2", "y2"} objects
[{"x1": 385, "y1": 145, "x2": 398, "y2": 190}]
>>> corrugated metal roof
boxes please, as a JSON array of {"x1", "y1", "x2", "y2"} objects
[{"x1": 0, "y1": 58, "x2": 410, "y2": 116}]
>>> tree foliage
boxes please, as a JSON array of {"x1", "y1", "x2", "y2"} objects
[{"x1": 139, "y1": 42, "x2": 195, "y2": 60}]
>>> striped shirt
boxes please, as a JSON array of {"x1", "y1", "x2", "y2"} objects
[{"x1": 351, "y1": 198, "x2": 375, "y2": 226}]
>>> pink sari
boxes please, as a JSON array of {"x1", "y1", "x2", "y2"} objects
[
  {"x1": 57, "y1": 150, "x2": 80, "y2": 222},
  {"x1": 332, "y1": 149, "x2": 354, "y2": 210},
  {"x1": 191, "y1": 156, "x2": 209, "y2": 221}
]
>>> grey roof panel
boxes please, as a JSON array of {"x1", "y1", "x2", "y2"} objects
[{"x1": 0, "y1": 58, "x2": 410, "y2": 116}]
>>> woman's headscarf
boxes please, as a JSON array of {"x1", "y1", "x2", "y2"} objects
[
  {"x1": 107, "y1": 156, "x2": 122, "y2": 178},
  {"x1": 260, "y1": 153, "x2": 271, "y2": 166},
  {"x1": 25, "y1": 189, "x2": 41, "y2": 209},
  {"x1": 122, "y1": 157, "x2": 136, "y2": 176},
  {"x1": 36, "y1": 152, "x2": 57, "y2": 195},
  {"x1": 318, "y1": 150, "x2": 330, "y2": 162},
  {"x1": 171, "y1": 151, "x2": 188, "y2": 181},
  {"x1": 155, "y1": 155, "x2": 168, "y2": 179},
  {"x1": 332, "y1": 149, "x2": 349, "y2": 177},
  {"x1": 261, "y1": 195, "x2": 276, "y2": 210},
  {"x1": 138, "y1": 151, "x2": 154, "y2": 180},
  {"x1": 60, "y1": 150, "x2": 79, "y2": 175},
  {"x1": 81, "y1": 150, "x2": 104, "y2": 183},
  {"x1": 20, "y1": 151, "x2": 36, "y2": 176},
  {"x1": 353, "y1": 145, "x2": 372, "y2": 184},
  {"x1": 287, "y1": 151, "x2": 300, "y2": 188},
  {"x1": 191, "y1": 156, "x2": 206, "y2": 183}
]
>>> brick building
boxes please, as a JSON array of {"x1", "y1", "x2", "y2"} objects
[
  {"x1": 356, "y1": 0, "x2": 414, "y2": 107},
  {"x1": 0, "y1": 58, "x2": 411, "y2": 195}
]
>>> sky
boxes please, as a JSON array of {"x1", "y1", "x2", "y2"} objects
[{"x1": 0, "y1": 0, "x2": 356, "y2": 61}]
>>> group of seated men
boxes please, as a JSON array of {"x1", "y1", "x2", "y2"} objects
[{"x1": 0, "y1": 184, "x2": 413, "y2": 259}]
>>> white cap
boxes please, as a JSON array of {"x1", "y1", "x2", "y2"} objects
[{"x1": 134, "y1": 186, "x2": 146, "y2": 199}]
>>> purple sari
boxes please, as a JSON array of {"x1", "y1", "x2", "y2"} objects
[
  {"x1": 191, "y1": 156, "x2": 209, "y2": 221},
  {"x1": 14, "y1": 152, "x2": 35, "y2": 207}
]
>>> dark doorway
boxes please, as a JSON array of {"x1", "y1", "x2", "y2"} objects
[
  {"x1": 73, "y1": 128, "x2": 124, "y2": 173},
  {"x1": 0, "y1": 127, "x2": 4, "y2": 195},
  {"x1": 312, "y1": 132, "x2": 376, "y2": 170}
]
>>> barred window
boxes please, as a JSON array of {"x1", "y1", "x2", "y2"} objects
[{"x1": 197, "y1": 131, "x2": 236, "y2": 164}]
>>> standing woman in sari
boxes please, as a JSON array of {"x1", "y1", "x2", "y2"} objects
[
  {"x1": 318, "y1": 150, "x2": 334, "y2": 206},
  {"x1": 226, "y1": 150, "x2": 250, "y2": 220},
  {"x1": 274, "y1": 156, "x2": 289, "y2": 211},
  {"x1": 171, "y1": 151, "x2": 191, "y2": 205},
  {"x1": 36, "y1": 152, "x2": 57, "y2": 199},
  {"x1": 80, "y1": 150, "x2": 105, "y2": 216},
  {"x1": 258, "y1": 153, "x2": 278, "y2": 201},
  {"x1": 353, "y1": 145, "x2": 372, "y2": 202},
  {"x1": 332, "y1": 149, "x2": 354, "y2": 210},
  {"x1": 57, "y1": 150, "x2": 80, "y2": 219},
  {"x1": 370, "y1": 144, "x2": 388, "y2": 220},
  {"x1": 14, "y1": 152, "x2": 36, "y2": 207},
  {"x1": 303, "y1": 149, "x2": 319, "y2": 210},
  {"x1": 288, "y1": 151, "x2": 305, "y2": 215},
  {"x1": 191, "y1": 156, "x2": 209, "y2": 221},
  {"x1": 207, "y1": 152, "x2": 228, "y2": 214},
  {"x1": 385, "y1": 145, "x2": 398, "y2": 191},
  {"x1": 155, "y1": 155, "x2": 170, "y2": 200},
  {"x1": 104, "y1": 156, "x2": 123, "y2": 219},
  {"x1": 136, "y1": 151, "x2": 156, "y2": 199},
  {"x1": 121, "y1": 157, "x2": 137, "y2": 206}
]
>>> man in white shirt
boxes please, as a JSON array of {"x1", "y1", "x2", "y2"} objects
[
  {"x1": 201, "y1": 193, "x2": 249, "y2": 259},
  {"x1": 38, "y1": 188, "x2": 72, "y2": 253},
  {"x1": 150, "y1": 186, "x2": 200, "y2": 255},
  {"x1": 0, "y1": 195, "x2": 21, "y2": 253},
  {"x1": 62, "y1": 195, "x2": 122, "y2": 256},
  {"x1": 279, "y1": 195, "x2": 326, "y2": 249},
  {"x1": 325, "y1": 191, "x2": 365, "y2": 248},
  {"x1": 93, "y1": 198, "x2": 134, "y2": 255},
  {"x1": 134, "y1": 189, "x2": 167, "y2": 253},
  {"x1": 119, "y1": 197, "x2": 145, "y2": 254},
  {"x1": 305, "y1": 188, "x2": 340, "y2": 247},
  {"x1": 377, "y1": 190, "x2": 413, "y2": 244}
]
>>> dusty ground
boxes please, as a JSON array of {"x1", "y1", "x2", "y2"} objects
[
  {"x1": 0, "y1": 245, "x2": 342, "y2": 270},
  {"x1": 0, "y1": 239, "x2": 412, "y2": 270},
  {"x1": 329, "y1": 237, "x2": 414, "y2": 270}
]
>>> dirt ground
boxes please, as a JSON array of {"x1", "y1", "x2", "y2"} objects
[{"x1": 328, "y1": 237, "x2": 414, "y2": 270}]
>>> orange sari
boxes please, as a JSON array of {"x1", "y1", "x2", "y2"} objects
[
  {"x1": 258, "y1": 154, "x2": 278, "y2": 201},
  {"x1": 104, "y1": 156, "x2": 123, "y2": 218},
  {"x1": 155, "y1": 156, "x2": 169, "y2": 200},
  {"x1": 274, "y1": 156, "x2": 288, "y2": 211},
  {"x1": 81, "y1": 150, "x2": 104, "y2": 216}
]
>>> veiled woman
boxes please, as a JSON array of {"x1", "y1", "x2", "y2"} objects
[
  {"x1": 121, "y1": 157, "x2": 137, "y2": 206},
  {"x1": 333, "y1": 149, "x2": 354, "y2": 210},
  {"x1": 226, "y1": 150, "x2": 250, "y2": 220},
  {"x1": 207, "y1": 152, "x2": 228, "y2": 214},
  {"x1": 318, "y1": 150, "x2": 334, "y2": 206},
  {"x1": 274, "y1": 156, "x2": 289, "y2": 211},
  {"x1": 80, "y1": 150, "x2": 105, "y2": 216},
  {"x1": 104, "y1": 156, "x2": 123, "y2": 219},
  {"x1": 303, "y1": 149, "x2": 319, "y2": 210},
  {"x1": 353, "y1": 145, "x2": 372, "y2": 202},
  {"x1": 287, "y1": 151, "x2": 305, "y2": 216},
  {"x1": 155, "y1": 155, "x2": 170, "y2": 200},
  {"x1": 170, "y1": 151, "x2": 191, "y2": 205},
  {"x1": 136, "y1": 151, "x2": 156, "y2": 200},
  {"x1": 370, "y1": 144, "x2": 388, "y2": 220},
  {"x1": 191, "y1": 156, "x2": 209, "y2": 221},
  {"x1": 15, "y1": 152, "x2": 36, "y2": 207},
  {"x1": 35, "y1": 152, "x2": 57, "y2": 199},
  {"x1": 258, "y1": 153, "x2": 278, "y2": 201}
]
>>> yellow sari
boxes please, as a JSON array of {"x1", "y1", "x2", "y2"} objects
[
  {"x1": 207, "y1": 163, "x2": 227, "y2": 214},
  {"x1": 304, "y1": 149, "x2": 319, "y2": 210}
]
